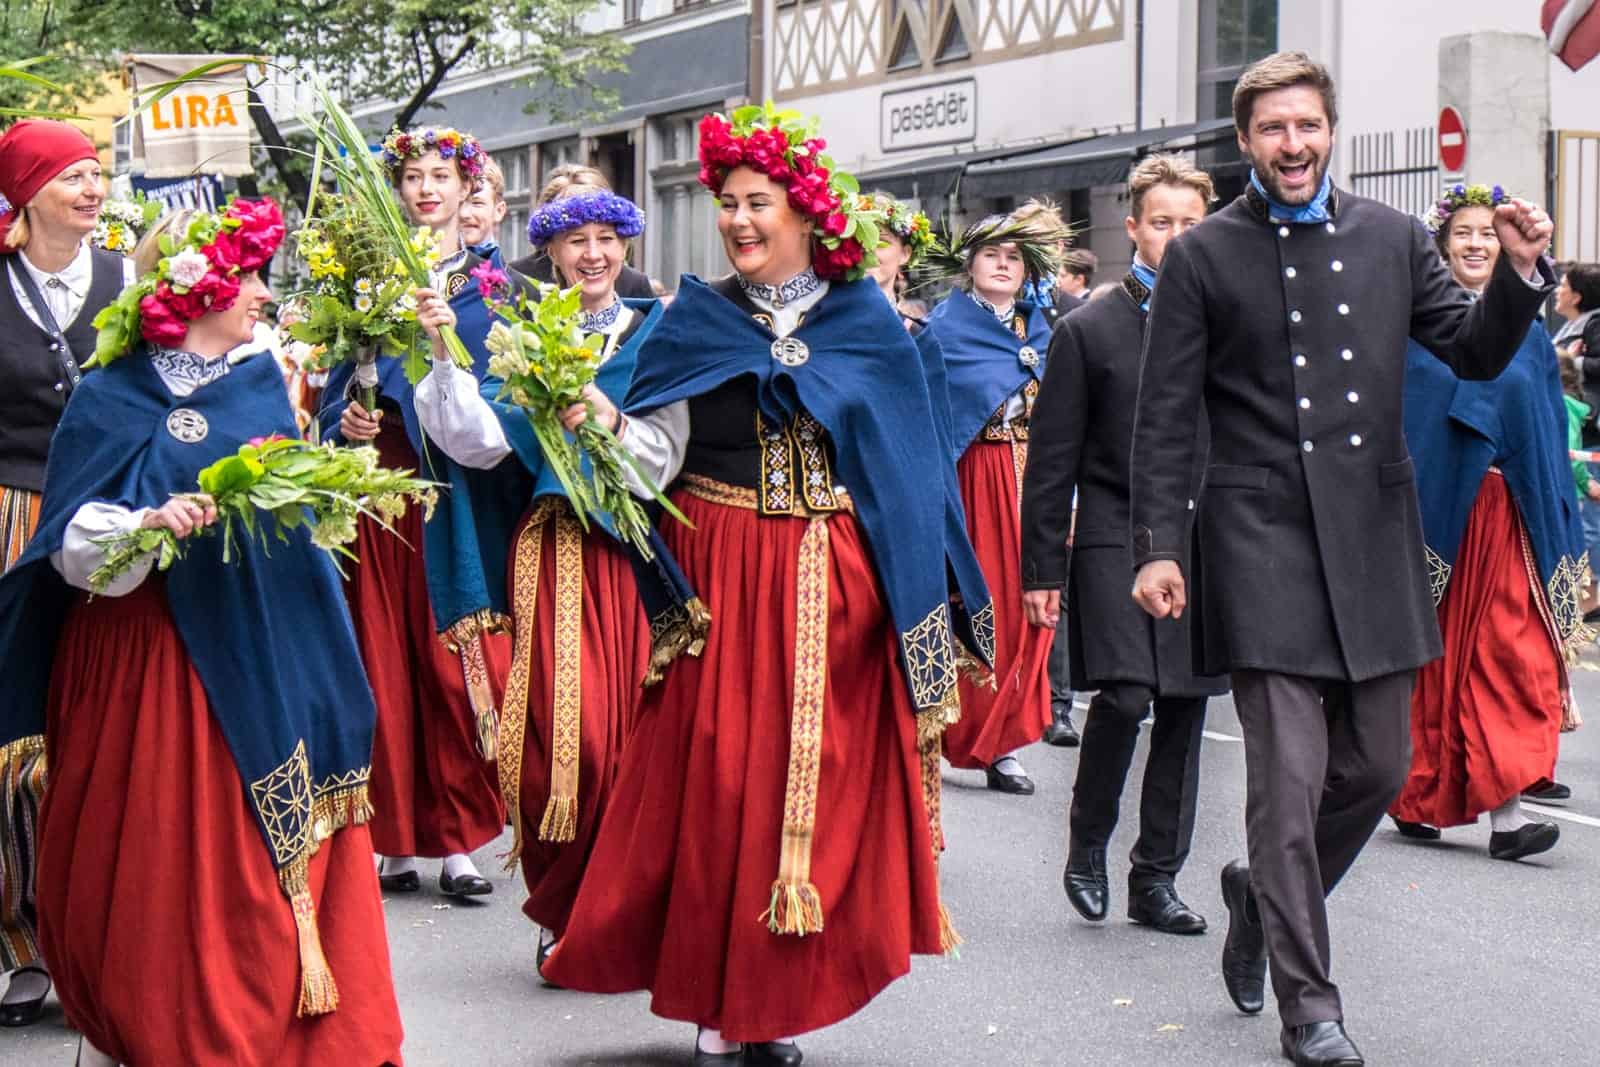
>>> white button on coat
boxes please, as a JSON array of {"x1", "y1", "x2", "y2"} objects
[
  {"x1": 1279, "y1": 226, "x2": 1291, "y2": 237},
  {"x1": 1347, "y1": 391, "x2": 1359, "y2": 403},
  {"x1": 1295, "y1": 354, "x2": 1308, "y2": 367},
  {"x1": 1337, "y1": 304, "x2": 1350, "y2": 315},
  {"x1": 1332, "y1": 260, "x2": 1344, "y2": 272},
  {"x1": 1341, "y1": 348, "x2": 1354, "y2": 361},
  {"x1": 1286, "y1": 267, "x2": 1298, "y2": 279},
  {"x1": 1299, "y1": 397, "x2": 1311, "y2": 409},
  {"x1": 1349, "y1": 434, "x2": 1363, "y2": 447},
  {"x1": 1291, "y1": 310, "x2": 1303, "y2": 323},
  {"x1": 1303, "y1": 440, "x2": 1315, "y2": 452}
]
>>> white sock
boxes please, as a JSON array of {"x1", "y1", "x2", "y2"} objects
[
  {"x1": 442, "y1": 853, "x2": 480, "y2": 880},
  {"x1": 379, "y1": 855, "x2": 417, "y2": 877},
  {"x1": 991, "y1": 753, "x2": 1026, "y2": 777},
  {"x1": 539, "y1": 927, "x2": 557, "y2": 949},
  {"x1": 697, "y1": 1027, "x2": 740, "y2": 1055},
  {"x1": 1490, "y1": 796, "x2": 1531, "y2": 833}
]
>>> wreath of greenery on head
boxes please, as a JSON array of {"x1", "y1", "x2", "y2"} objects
[
  {"x1": 857, "y1": 191, "x2": 935, "y2": 269},
  {"x1": 1422, "y1": 183, "x2": 1509, "y2": 236},
  {"x1": 920, "y1": 199, "x2": 1075, "y2": 287}
]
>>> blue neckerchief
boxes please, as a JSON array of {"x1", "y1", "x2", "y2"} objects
[
  {"x1": 0, "y1": 349, "x2": 375, "y2": 881},
  {"x1": 923, "y1": 287, "x2": 1052, "y2": 457},
  {"x1": 467, "y1": 241, "x2": 505, "y2": 270},
  {"x1": 1130, "y1": 257, "x2": 1158, "y2": 311},
  {"x1": 1403, "y1": 324, "x2": 1589, "y2": 644},
  {"x1": 321, "y1": 252, "x2": 535, "y2": 633},
  {"x1": 1249, "y1": 169, "x2": 1332, "y2": 224},
  {"x1": 625, "y1": 275, "x2": 995, "y2": 714}
]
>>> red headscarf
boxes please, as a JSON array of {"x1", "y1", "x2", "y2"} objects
[{"x1": 0, "y1": 119, "x2": 100, "y2": 248}]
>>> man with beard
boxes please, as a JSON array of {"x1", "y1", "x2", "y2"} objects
[
  {"x1": 1128, "y1": 51, "x2": 1554, "y2": 1067},
  {"x1": 1021, "y1": 154, "x2": 1225, "y2": 938}
]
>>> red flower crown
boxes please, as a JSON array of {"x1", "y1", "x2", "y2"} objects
[{"x1": 697, "y1": 103, "x2": 883, "y2": 282}]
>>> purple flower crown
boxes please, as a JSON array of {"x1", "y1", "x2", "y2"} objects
[
  {"x1": 379, "y1": 127, "x2": 485, "y2": 182},
  {"x1": 527, "y1": 191, "x2": 645, "y2": 247}
]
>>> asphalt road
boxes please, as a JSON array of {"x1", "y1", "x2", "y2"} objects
[{"x1": 5, "y1": 662, "x2": 1598, "y2": 1065}]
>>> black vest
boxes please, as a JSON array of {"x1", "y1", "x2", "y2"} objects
[{"x1": 0, "y1": 248, "x2": 126, "y2": 492}]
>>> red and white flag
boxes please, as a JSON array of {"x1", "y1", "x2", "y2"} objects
[{"x1": 1545, "y1": 0, "x2": 1600, "y2": 71}]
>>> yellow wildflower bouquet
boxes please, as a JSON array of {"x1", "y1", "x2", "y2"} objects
[{"x1": 289, "y1": 192, "x2": 442, "y2": 410}]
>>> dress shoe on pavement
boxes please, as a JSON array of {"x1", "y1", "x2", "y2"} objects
[
  {"x1": 1488, "y1": 821, "x2": 1560, "y2": 861},
  {"x1": 1063, "y1": 847, "x2": 1109, "y2": 921},
  {"x1": 985, "y1": 762, "x2": 1035, "y2": 795},
  {"x1": 377, "y1": 868, "x2": 421, "y2": 893},
  {"x1": 1390, "y1": 816, "x2": 1441, "y2": 841},
  {"x1": 439, "y1": 870, "x2": 495, "y2": 897},
  {"x1": 1128, "y1": 881, "x2": 1207, "y2": 935},
  {"x1": 1220, "y1": 859, "x2": 1267, "y2": 1015},
  {"x1": 1280, "y1": 1021, "x2": 1364, "y2": 1066},
  {"x1": 0, "y1": 965, "x2": 50, "y2": 1028},
  {"x1": 1523, "y1": 778, "x2": 1571, "y2": 803},
  {"x1": 1043, "y1": 703, "x2": 1081, "y2": 747},
  {"x1": 744, "y1": 1041, "x2": 803, "y2": 1065},
  {"x1": 693, "y1": 1049, "x2": 743, "y2": 1065}
]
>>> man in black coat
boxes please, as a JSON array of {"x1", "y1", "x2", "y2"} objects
[
  {"x1": 1021, "y1": 154, "x2": 1225, "y2": 940},
  {"x1": 1129, "y1": 52, "x2": 1554, "y2": 1067}
]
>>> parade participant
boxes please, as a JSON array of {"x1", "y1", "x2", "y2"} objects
[
  {"x1": 413, "y1": 186, "x2": 660, "y2": 979},
  {"x1": 0, "y1": 200, "x2": 404, "y2": 1066},
  {"x1": 509, "y1": 164, "x2": 655, "y2": 299},
  {"x1": 324, "y1": 125, "x2": 517, "y2": 900},
  {"x1": 1022, "y1": 154, "x2": 1225, "y2": 934},
  {"x1": 0, "y1": 119, "x2": 134, "y2": 1028},
  {"x1": 861, "y1": 191, "x2": 933, "y2": 332},
  {"x1": 1055, "y1": 249, "x2": 1097, "y2": 315},
  {"x1": 1387, "y1": 184, "x2": 1578, "y2": 860},
  {"x1": 922, "y1": 202, "x2": 1068, "y2": 795},
  {"x1": 460, "y1": 157, "x2": 509, "y2": 266},
  {"x1": 541, "y1": 105, "x2": 993, "y2": 1065},
  {"x1": 1129, "y1": 52, "x2": 1554, "y2": 1067}
]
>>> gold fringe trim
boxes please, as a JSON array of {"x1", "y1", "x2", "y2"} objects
[
  {"x1": 0, "y1": 735, "x2": 45, "y2": 773},
  {"x1": 761, "y1": 516, "x2": 829, "y2": 938},
  {"x1": 439, "y1": 609, "x2": 512, "y2": 655},
  {"x1": 939, "y1": 902, "x2": 963, "y2": 956},
  {"x1": 540, "y1": 509, "x2": 585, "y2": 843},
  {"x1": 917, "y1": 702, "x2": 961, "y2": 958},
  {"x1": 460, "y1": 638, "x2": 499, "y2": 762},
  {"x1": 642, "y1": 597, "x2": 713, "y2": 688},
  {"x1": 498, "y1": 499, "x2": 557, "y2": 869},
  {"x1": 957, "y1": 646, "x2": 996, "y2": 691},
  {"x1": 274, "y1": 783, "x2": 372, "y2": 1018}
]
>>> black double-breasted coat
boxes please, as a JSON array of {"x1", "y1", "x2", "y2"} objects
[
  {"x1": 1021, "y1": 276, "x2": 1225, "y2": 698},
  {"x1": 1130, "y1": 186, "x2": 1554, "y2": 682}
]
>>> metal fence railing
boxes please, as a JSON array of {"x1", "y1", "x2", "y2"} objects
[{"x1": 1348, "y1": 127, "x2": 1438, "y2": 219}]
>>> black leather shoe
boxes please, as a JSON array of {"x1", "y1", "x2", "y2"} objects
[
  {"x1": 1488, "y1": 821, "x2": 1560, "y2": 861},
  {"x1": 744, "y1": 1041, "x2": 803, "y2": 1065},
  {"x1": 1128, "y1": 881, "x2": 1207, "y2": 935},
  {"x1": 0, "y1": 965, "x2": 49, "y2": 1028},
  {"x1": 439, "y1": 870, "x2": 495, "y2": 896},
  {"x1": 1280, "y1": 1021, "x2": 1364, "y2": 1066},
  {"x1": 536, "y1": 935, "x2": 562, "y2": 988},
  {"x1": 985, "y1": 763, "x2": 1035, "y2": 795},
  {"x1": 693, "y1": 1049, "x2": 744, "y2": 1065},
  {"x1": 1043, "y1": 704, "x2": 1081, "y2": 747},
  {"x1": 1523, "y1": 778, "x2": 1572, "y2": 803},
  {"x1": 1390, "y1": 816, "x2": 1441, "y2": 841},
  {"x1": 1220, "y1": 859, "x2": 1266, "y2": 1015},
  {"x1": 377, "y1": 868, "x2": 421, "y2": 892},
  {"x1": 1063, "y1": 847, "x2": 1108, "y2": 921}
]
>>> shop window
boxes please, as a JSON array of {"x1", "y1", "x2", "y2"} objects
[{"x1": 1197, "y1": 0, "x2": 1277, "y2": 120}]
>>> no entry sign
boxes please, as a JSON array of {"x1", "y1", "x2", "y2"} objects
[{"x1": 1439, "y1": 107, "x2": 1467, "y2": 173}]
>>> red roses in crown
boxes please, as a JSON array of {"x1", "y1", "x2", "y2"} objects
[{"x1": 697, "y1": 103, "x2": 884, "y2": 282}]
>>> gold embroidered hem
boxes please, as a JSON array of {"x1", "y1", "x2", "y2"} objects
[
  {"x1": 439, "y1": 609, "x2": 512, "y2": 654},
  {"x1": 681, "y1": 472, "x2": 854, "y2": 517},
  {"x1": 900, "y1": 603, "x2": 958, "y2": 715},
  {"x1": 762, "y1": 516, "x2": 829, "y2": 937},
  {"x1": 0, "y1": 735, "x2": 45, "y2": 772},
  {"x1": 540, "y1": 509, "x2": 585, "y2": 844},
  {"x1": 250, "y1": 740, "x2": 373, "y2": 1017}
]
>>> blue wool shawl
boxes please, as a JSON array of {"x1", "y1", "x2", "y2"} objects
[
  {"x1": 924, "y1": 287, "x2": 1052, "y2": 457},
  {"x1": 625, "y1": 275, "x2": 994, "y2": 715},
  {"x1": 0, "y1": 350, "x2": 376, "y2": 879},
  {"x1": 1403, "y1": 323, "x2": 1589, "y2": 640},
  {"x1": 321, "y1": 271, "x2": 534, "y2": 635}
]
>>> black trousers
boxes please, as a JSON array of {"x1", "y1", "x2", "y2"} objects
[
  {"x1": 1230, "y1": 669, "x2": 1414, "y2": 1027},
  {"x1": 1068, "y1": 684, "x2": 1207, "y2": 886},
  {"x1": 1048, "y1": 611, "x2": 1074, "y2": 707}
]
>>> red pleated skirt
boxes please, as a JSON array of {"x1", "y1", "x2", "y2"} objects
[
  {"x1": 943, "y1": 440, "x2": 1051, "y2": 768},
  {"x1": 36, "y1": 581, "x2": 404, "y2": 1066},
  {"x1": 543, "y1": 490, "x2": 944, "y2": 1042},
  {"x1": 505, "y1": 502, "x2": 650, "y2": 936},
  {"x1": 346, "y1": 423, "x2": 507, "y2": 857},
  {"x1": 1391, "y1": 472, "x2": 1564, "y2": 828}
]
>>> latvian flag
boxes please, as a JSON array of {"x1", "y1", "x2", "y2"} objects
[{"x1": 1545, "y1": 0, "x2": 1600, "y2": 71}]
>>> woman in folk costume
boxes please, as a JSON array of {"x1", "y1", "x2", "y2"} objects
[
  {"x1": 0, "y1": 200, "x2": 404, "y2": 1066},
  {"x1": 540, "y1": 106, "x2": 993, "y2": 1065},
  {"x1": 413, "y1": 188, "x2": 662, "y2": 978},
  {"x1": 0, "y1": 120, "x2": 135, "y2": 1029},
  {"x1": 1389, "y1": 184, "x2": 1584, "y2": 861},
  {"x1": 325, "y1": 126, "x2": 530, "y2": 899},
  {"x1": 860, "y1": 192, "x2": 934, "y2": 332},
  {"x1": 921, "y1": 206, "x2": 1069, "y2": 795}
]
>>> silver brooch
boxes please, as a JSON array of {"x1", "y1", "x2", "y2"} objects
[
  {"x1": 166, "y1": 408, "x2": 209, "y2": 443},
  {"x1": 1018, "y1": 345, "x2": 1040, "y2": 369},
  {"x1": 771, "y1": 337, "x2": 810, "y2": 367}
]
